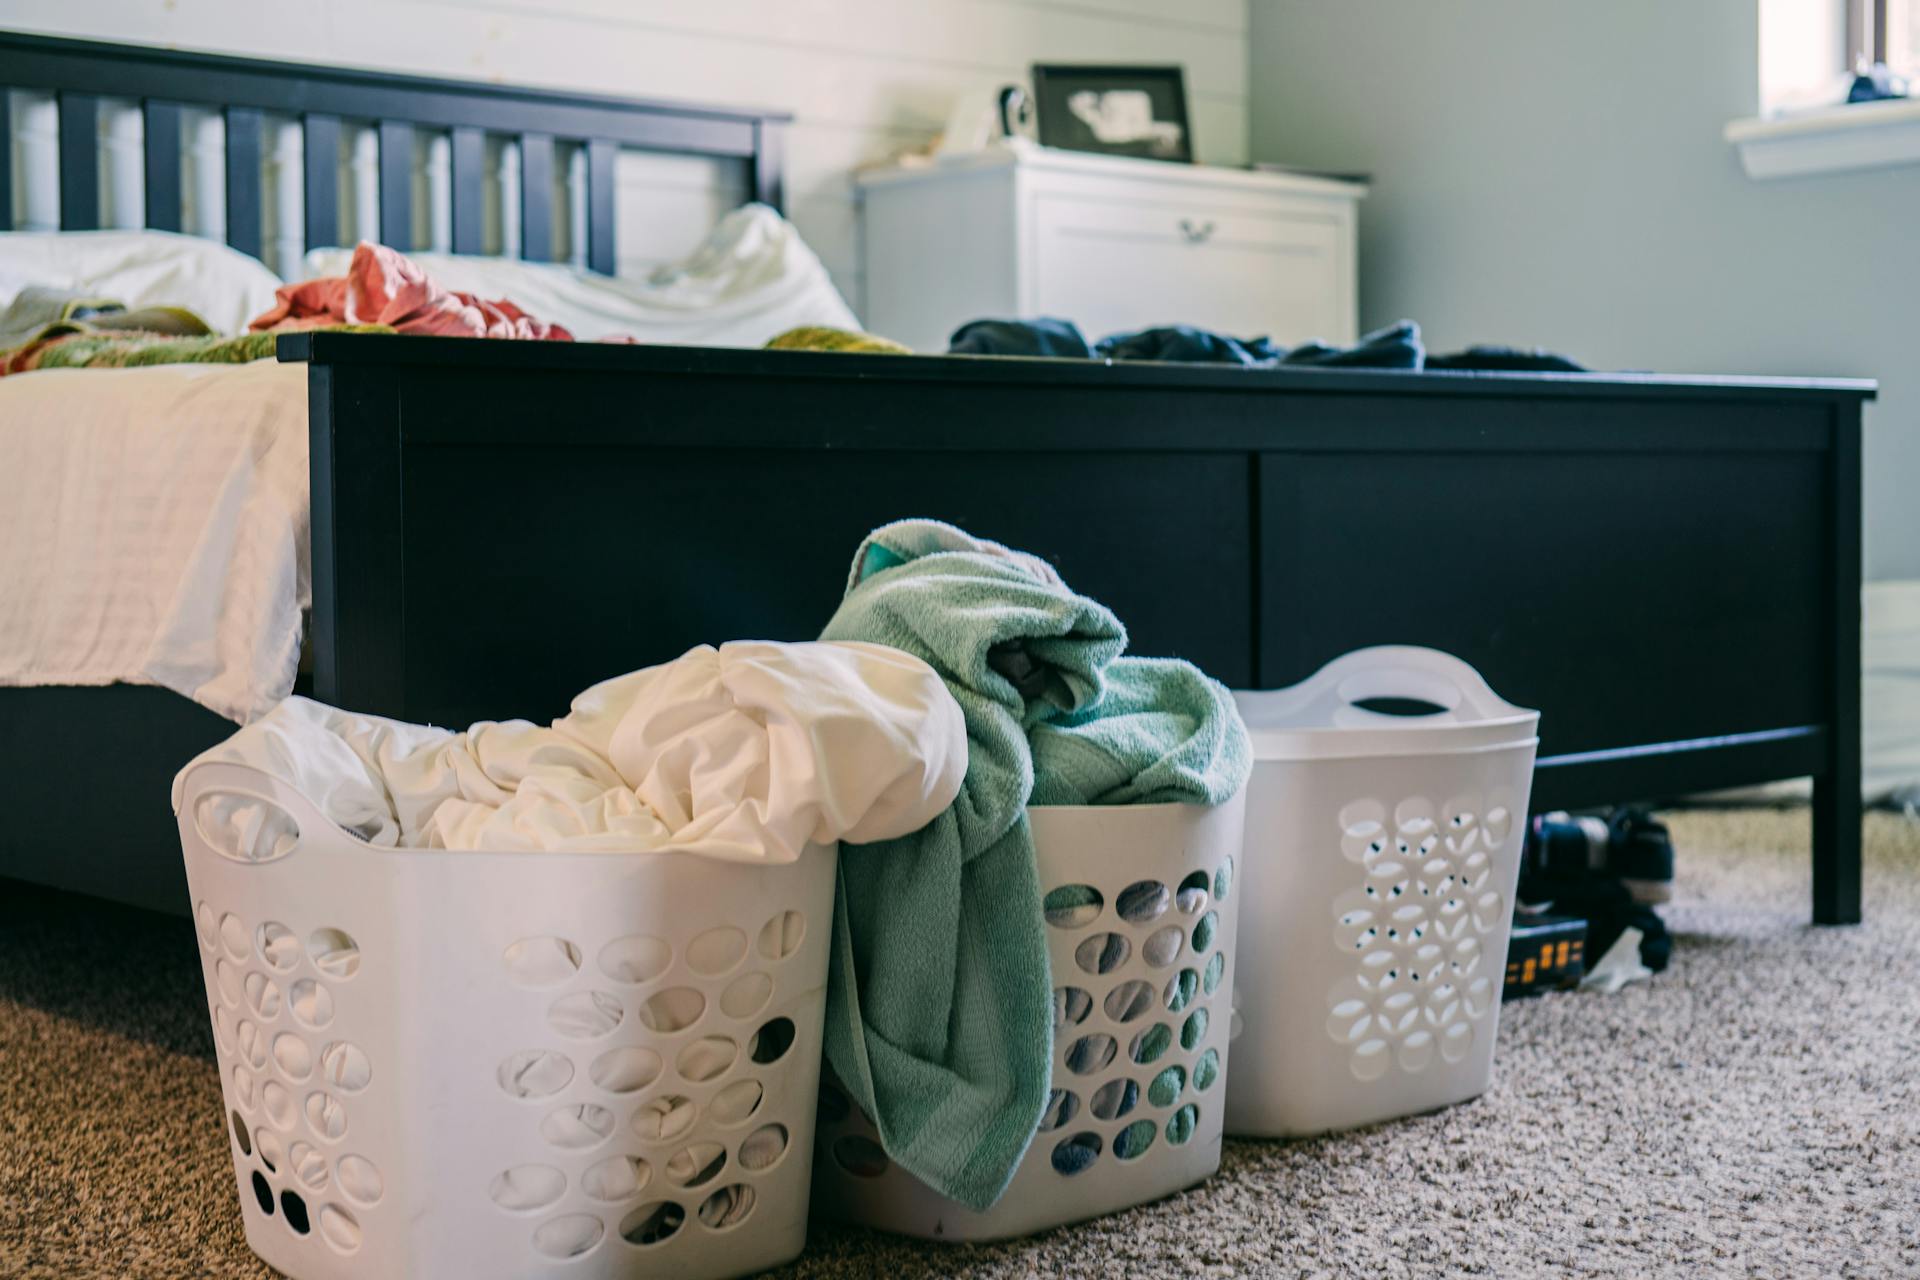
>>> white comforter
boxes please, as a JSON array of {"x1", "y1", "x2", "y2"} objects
[{"x1": 0, "y1": 360, "x2": 308, "y2": 721}]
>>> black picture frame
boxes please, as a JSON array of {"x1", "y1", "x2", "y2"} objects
[{"x1": 1031, "y1": 64, "x2": 1193, "y2": 163}]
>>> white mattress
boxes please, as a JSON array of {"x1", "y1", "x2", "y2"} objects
[{"x1": 0, "y1": 360, "x2": 308, "y2": 722}]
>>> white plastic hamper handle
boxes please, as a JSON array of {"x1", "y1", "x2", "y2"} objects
[
  {"x1": 177, "y1": 761, "x2": 359, "y2": 866},
  {"x1": 1304, "y1": 646, "x2": 1520, "y2": 730}
]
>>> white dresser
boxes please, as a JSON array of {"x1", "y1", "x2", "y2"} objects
[{"x1": 857, "y1": 141, "x2": 1365, "y2": 353}]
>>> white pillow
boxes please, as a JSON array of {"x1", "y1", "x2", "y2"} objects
[
  {"x1": 0, "y1": 229, "x2": 283, "y2": 335},
  {"x1": 300, "y1": 203, "x2": 859, "y2": 346}
]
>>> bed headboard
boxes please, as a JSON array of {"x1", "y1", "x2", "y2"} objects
[{"x1": 0, "y1": 31, "x2": 789, "y2": 275}]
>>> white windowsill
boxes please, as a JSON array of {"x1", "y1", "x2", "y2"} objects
[{"x1": 1726, "y1": 98, "x2": 1920, "y2": 179}]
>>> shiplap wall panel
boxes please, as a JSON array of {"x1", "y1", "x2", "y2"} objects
[{"x1": 6, "y1": 0, "x2": 1250, "y2": 317}]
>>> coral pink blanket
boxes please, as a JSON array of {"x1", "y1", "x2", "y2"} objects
[{"x1": 250, "y1": 241, "x2": 574, "y2": 341}]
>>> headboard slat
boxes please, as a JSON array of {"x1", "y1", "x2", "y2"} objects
[
  {"x1": 142, "y1": 100, "x2": 183, "y2": 233},
  {"x1": 0, "y1": 91, "x2": 13, "y2": 232},
  {"x1": 223, "y1": 107, "x2": 264, "y2": 259},
  {"x1": 449, "y1": 125, "x2": 485, "y2": 256},
  {"x1": 519, "y1": 133, "x2": 554, "y2": 263},
  {"x1": 585, "y1": 139, "x2": 615, "y2": 276},
  {"x1": 57, "y1": 91, "x2": 99, "y2": 230},
  {"x1": 377, "y1": 119, "x2": 413, "y2": 250},
  {"x1": 302, "y1": 113, "x2": 340, "y2": 251}
]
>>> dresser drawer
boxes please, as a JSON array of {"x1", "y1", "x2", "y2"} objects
[{"x1": 1030, "y1": 191, "x2": 1349, "y2": 345}]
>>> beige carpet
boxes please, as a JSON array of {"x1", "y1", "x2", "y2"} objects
[{"x1": 3, "y1": 809, "x2": 1918, "y2": 1278}]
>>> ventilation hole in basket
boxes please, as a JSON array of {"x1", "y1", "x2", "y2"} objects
[
  {"x1": 335, "y1": 1154, "x2": 382, "y2": 1206},
  {"x1": 502, "y1": 936, "x2": 582, "y2": 988},
  {"x1": 588, "y1": 1047, "x2": 661, "y2": 1095},
  {"x1": 307, "y1": 929, "x2": 360, "y2": 979},
  {"x1": 749, "y1": 1017, "x2": 795, "y2": 1065},
  {"x1": 196, "y1": 902, "x2": 218, "y2": 951},
  {"x1": 620, "y1": 1201, "x2": 685, "y2": 1246},
  {"x1": 1042, "y1": 884, "x2": 1104, "y2": 929},
  {"x1": 1104, "y1": 979, "x2": 1156, "y2": 1024},
  {"x1": 262, "y1": 1081, "x2": 296, "y2": 1131},
  {"x1": 289, "y1": 980, "x2": 334, "y2": 1029},
  {"x1": 1114, "y1": 1119, "x2": 1158, "y2": 1161},
  {"x1": 699, "y1": 1183, "x2": 757, "y2": 1231},
  {"x1": 232, "y1": 1065, "x2": 256, "y2": 1108},
  {"x1": 497, "y1": 1049, "x2": 575, "y2": 1101},
  {"x1": 666, "y1": 1141, "x2": 727, "y2": 1188},
  {"x1": 318, "y1": 1203, "x2": 360, "y2": 1254},
  {"x1": 677, "y1": 1036, "x2": 738, "y2": 1083},
  {"x1": 712, "y1": 1079, "x2": 765, "y2": 1128},
  {"x1": 1182, "y1": 1007, "x2": 1211, "y2": 1052},
  {"x1": 290, "y1": 1142, "x2": 329, "y2": 1192},
  {"x1": 232, "y1": 1110, "x2": 252, "y2": 1155},
  {"x1": 720, "y1": 971, "x2": 774, "y2": 1020},
  {"x1": 215, "y1": 960, "x2": 243, "y2": 1009},
  {"x1": 1089, "y1": 1077, "x2": 1139, "y2": 1122},
  {"x1": 1051, "y1": 1132, "x2": 1101, "y2": 1176},
  {"x1": 251, "y1": 1170, "x2": 274, "y2": 1215},
  {"x1": 1130, "y1": 1023, "x2": 1172, "y2": 1065},
  {"x1": 632, "y1": 1094, "x2": 699, "y2": 1143},
  {"x1": 219, "y1": 913, "x2": 251, "y2": 962},
  {"x1": 1053, "y1": 985, "x2": 1093, "y2": 1029},
  {"x1": 756, "y1": 910, "x2": 806, "y2": 962},
  {"x1": 1116, "y1": 879, "x2": 1171, "y2": 924},
  {"x1": 1166, "y1": 1104, "x2": 1199, "y2": 1145},
  {"x1": 1352, "y1": 1038, "x2": 1391, "y2": 1081},
  {"x1": 490, "y1": 1164, "x2": 567, "y2": 1212},
  {"x1": 1214, "y1": 856, "x2": 1234, "y2": 901},
  {"x1": 1194, "y1": 1048, "x2": 1220, "y2": 1092},
  {"x1": 212, "y1": 1004, "x2": 235, "y2": 1054},
  {"x1": 258, "y1": 1127, "x2": 285, "y2": 1175},
  {"x1": 1176, "y1": 871, "x2": 1210, "y2": 915},
  {"x1": 319, "y1": 1041, "x2": 371, "y2": 1093},
  {"x1": 1149, "y1": 1064, "x2": 1187, "y2": 1108},
  {"x1": 638, "y1": 987, "x2": 706, "y2": 1034},
  {"x1": 1143, "y1": 925, "x2": 1185, "y2": 969},
  {"x1": 532, "y1": 1213, "x2": 603, "y2": 1260},
  {"x1": 1203, "y1": 951, "x2": 1226, "y2": 996},
  {"x1": 582, "y1": 1155, "x2": 650, "y2": 1202},
  {"x1": 597, "y1": 934, "x2": 670, "y2": 985},
  {"x1": 256, "y1": 921, "x2": 300, "y2": 971},
  {"x1": 816, "y1": 1082, "x2": 851, "y2": 1125},
  {"x1": 1039, "y1": 1088, "x2": 1080, "y2": 1132},
  {"x1": 1192, "y1": 911, "x2": 1219, "y2": 955},
  {"x1": 739, "y1": 1122, "x2": 789, "y2": 1172},
  {"x1": 242, "y1": 973, "x2": 281, "y2": 1021},
  {"x1": 542, "y1": 1103, "x2": 616, "y2": 1150},
  {"x1": 550, "y1": 990, "x2": 625, "y2": 1040},
  {"x1": 833, "y1": 1135, "x2": 889, "y2": 1178},
  {"x1": 237, "y1": 1018, "x2": 268, "y2": 1070},
  {"x1": 279, "y1": 1189, "x2": 310, "y2": 1234},
  {"x1": 1074, "y1": 932, "x2": 1129, "y2": 976},
  {"x1": 304, "y1": 1090, "x2": 347, "y2": 1141},
  {"x1": 272, "y1": 1034, "x2": 312, "y2": 1082},
  {"x1": 1064, "y1": 1033, "x2": 1117, "y2": 1075},
  {"x1": 687, "y1": 926, "x2": 748, "y2": 976}
]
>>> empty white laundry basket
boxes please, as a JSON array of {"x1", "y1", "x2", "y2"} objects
[
  {"x1": 177, "y1": 760, "x2": 835, "y2": 1280},
  {"x1": 811, "y1": 794, "x2": 1246, "y2": 1241},
  {"x1": 1225, "y1": 647, "x2": 1539, "y2": 1138}
]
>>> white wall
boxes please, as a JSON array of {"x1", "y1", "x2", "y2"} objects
[
  {"x1": 8, "y1": 0, "x2": 1251, "y2": 317},
  {"x1": 1248, "y1": 0, "x2": 1920, "y2": 582}
]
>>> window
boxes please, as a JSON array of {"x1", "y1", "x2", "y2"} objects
[
  {"x1": 1850, "y1": 0, "x2": 1919, "y2": 75},
  {"x1": 1760, "y1": 0, "x2": 1920, "y2": 113}
]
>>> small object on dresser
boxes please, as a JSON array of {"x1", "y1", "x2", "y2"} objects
[
  {"x1": 1503, "y1": 913, "x2": 1588, "y2": 998},
  {"x1": 1032, "y1": 64, "x2": 1193, "y2": 162}
]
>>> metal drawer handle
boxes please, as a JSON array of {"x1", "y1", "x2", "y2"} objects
[{"x1": 1178, "y1": 218, "x2": 1217, "y2": 244}]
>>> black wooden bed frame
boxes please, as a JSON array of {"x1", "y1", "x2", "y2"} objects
[{"x1": 0, "y1": 35, "x2": 1877, "y2": 929}]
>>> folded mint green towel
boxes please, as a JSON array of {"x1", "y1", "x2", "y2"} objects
[{"x1": 818, "y1": 519, "x2": 1250, "y2": 1210}]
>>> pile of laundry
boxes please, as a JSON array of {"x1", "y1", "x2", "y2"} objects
[{"x1": 178, "y1": 518, "x2": 1251, "y2": 1212}]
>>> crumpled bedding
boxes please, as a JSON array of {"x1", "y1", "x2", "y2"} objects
[
  {"x1": 250, "y1": 241, "x2": 576, "y2": 341},
  {"x1": 175, "y1": 640, "x2": 967, "y2": 864}
]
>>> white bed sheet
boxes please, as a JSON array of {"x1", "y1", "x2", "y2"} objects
[{"x1": 0, "y1": 360, "x2": 308, "y2": 722}]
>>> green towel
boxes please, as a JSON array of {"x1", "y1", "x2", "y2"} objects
[{"x1": 818, "y1": 519, "x2": 1250, "y2": 1209}]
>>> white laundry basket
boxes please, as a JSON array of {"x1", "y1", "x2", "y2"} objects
[
  {"x1": 1225, "y1": 647, "x2": 1539, "y2": 1138},
  {"x1": 176, "y1": 760, "x2": 836, "y2": 1280},
  {"x1": 811, "y1": 793, "x2": 1246, "y2": 1241}
]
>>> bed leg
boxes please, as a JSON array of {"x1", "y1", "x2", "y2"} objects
[{"x1": 1811, "y1": 761, "x2": 1862, "y2": 925}]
